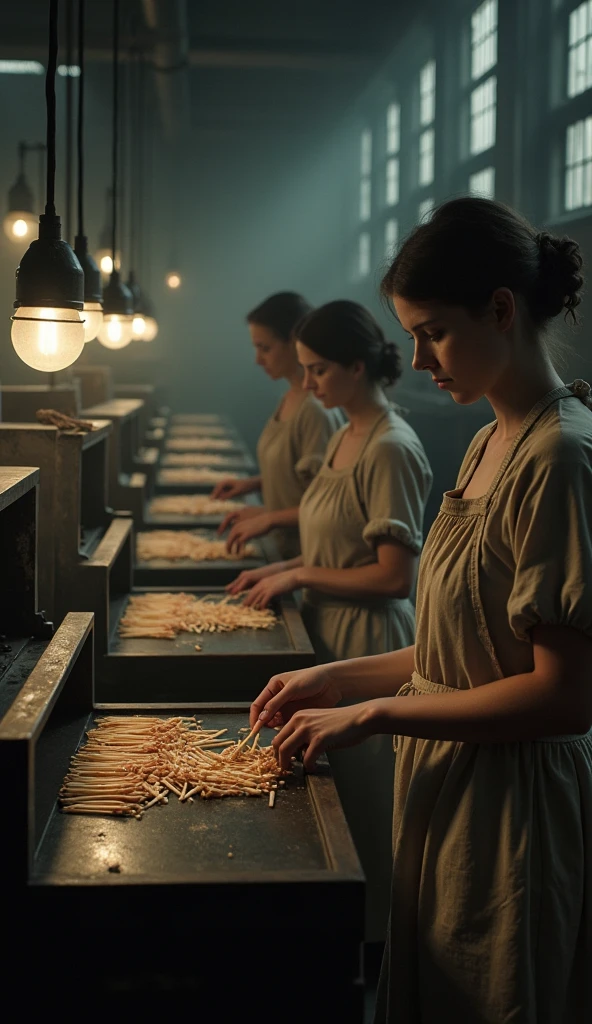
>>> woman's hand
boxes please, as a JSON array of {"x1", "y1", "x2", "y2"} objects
[
  {"x1": 242, "y1": 568, "x2": 301, "y2": 608},
  {"x1": 211, "y1": 476, "x2": 256, "y2": 500},
  {"x1": 272, "y1": 704, "x2": 375, "y2": 770},
  {"x1": 226, "y1": 512, "x2": 274, "y2": 552},
  {"x1": 226, "y1": 561, "x2": 288, "y2": 595},
  {"x1": 250, "y1": 663, "x2": 343, "y2": 729},
  {"x1": 217, "y1": 505, "x2": 264, "y2": 537}
]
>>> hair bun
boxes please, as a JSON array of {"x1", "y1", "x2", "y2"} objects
[
  {"x1": 536, "y1": 231, "x2": 584, "y2": 324},
  {"x1": 378, "y1": 340, "x2": 402, "y2": 386}
]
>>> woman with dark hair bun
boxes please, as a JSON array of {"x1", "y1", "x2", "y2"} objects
[
  {"x1": 212, "y1": 292, "x2": 342, "y2": 559},
  {"x1": 249, "y1": 199, "x2": 592, "y2": 1022},
  {"x1": 230, "y1": 299, "x2": 432, "y2": 940}
]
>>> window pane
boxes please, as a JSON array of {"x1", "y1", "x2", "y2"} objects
[
  {"x1": 420, "y1": 59, "x2": 436, "y2": 126},
  {"x1": 359, "y1": 232, "x2": 371, "y2": 276},
  {"x1": 471, "y1": 0, "x2": 498, "y2": 80},
  {"x1": 386, "y1": 103, "x2": 401, "y2": 154},
  {"x1": 567, "y1": 1, "x2": 592, "y2": 97},
  {"x1": 469, "y1": 166, "x2": 495, "y2": 197},
  {"x1": 385, "y1": 218, "x2": 399, "y2": 259},
  {"x1": 418, "y1": 198, "x2": 435, "y2": 222},
  {"x1": 470, "y1": 75, "x2": 497, "y2": 154},
  {"x1": 386, "y1": 158, "x2": 400, "y2": 205},
  {"x1": 419, "y1": 129, "x2": 435, "y2": 186},
  {"x1": 565, "y1": 115, "x2": 592, "y2": 211},
  {"x1": 360, "y1": 178, "x2": 372, "y2": 221}
]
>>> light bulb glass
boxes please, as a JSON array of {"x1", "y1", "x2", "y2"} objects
[
  {"x1": 166, "y1": 271, "x2": 181, "y2": 289},
  {"x1": 82, "y1": 301, "x2": 103, "y2": 343},
  {"x1": 11, "y1": 306, "x2": 85, "y2": 371},
  {"x1": 132, "y1": 314, "x2": 147, "y2": 338},
  {"x1": 97, "y1": 313, "x2": 133, "y2": 349},
  {"x1": 3, "y1": 210, "x2": 38, "y2": 243},
  {"x1": 96, "y1": 248, "x2": 121, "y2": 276},
  {"x1": 142, "y1": 315, "x2": 158, "y2": 341}
]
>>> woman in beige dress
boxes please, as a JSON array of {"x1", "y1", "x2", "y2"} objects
[
  {"x1": 249, "y1": 199, "x2": 592, "y2": 1023},
  {"x1": 211, "y1": 292, "x2": 341, "y2": 560},
  {"x1": 231, "y1": 300, "x2": 432, "y2": 940}
]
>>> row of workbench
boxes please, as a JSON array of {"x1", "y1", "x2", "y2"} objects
[{"x1": 0, "y1": 380, "x2": 365, "y2": 1017}]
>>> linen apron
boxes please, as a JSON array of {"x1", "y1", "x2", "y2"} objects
[
  {"x1": 299, "y1": 407, "x2": 432, "y2": 940},
  {"x1": 256, "y1": 392, "x2": 341, "y2": 560},
  {"x1": 375, "y1": 384, "x2": 592, "y2": 1023}
]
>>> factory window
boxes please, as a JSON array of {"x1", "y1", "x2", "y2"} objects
[
  {"x1": 565, "y1": 115, "x2": 592, "y2": 210},
  {"x1": 0, "y1": 59, "x2": 44, "y2": 74},
  {"x1": 360, "y1": 178, "x2": 372, "y2": 221},
  {"x1": 385, "y1": 218, "x2": 399, "y2": 259},
  {"x1": 568, "y1": 1, "x2": 592, "y2": 98},
  {"x1": 386, "y1": 157, "x2": 400, "y2": 205},
  {"x1": 386, "y1": 102, "x2": 401, "y2": 155},
  {"x1": 420, "y1": 60, "x2": 436, "y2": 127},
  {"x1": 419, "y1": 128, "x2": 435, "y2": 186},
  {"x1": 418, "y1": 197, "x2": 435, "y2": 222},
  {"x1": 359, "y1": 232, "x2": 371, "y2": 277},
  {"x1": 469, "y1": 166, "x2": 495, "y2": 197},
  {"x1": 58, "y1": 64, "x2": 81, "y2": 77},
  {"x1": 470, "y1": 76, "x2": 497, "y2": 154},
  {"x1": 471, "y1": 0, "x2": 498, "y2": 81}
]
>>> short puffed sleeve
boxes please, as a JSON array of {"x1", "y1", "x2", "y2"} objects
[
  {"x1": 359, "y1": 430, "x2": 433, "y2": 555},
  {"x1": 506, "y1": 444, "x2": 592, "y2": 641},
  {"x1": 294, "y1": 399, "x2": 343, "y2": 486}
]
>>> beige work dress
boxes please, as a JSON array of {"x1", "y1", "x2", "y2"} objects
[
  {"x1": 256, "y1": 393, "x2": 342, "y2": 560},
  {"x1": 375, "y1": 384, "x2": 592, "y2": 1024},
  {"x1": 299, "y1": 406, "x2": 433, "y2": 940}
]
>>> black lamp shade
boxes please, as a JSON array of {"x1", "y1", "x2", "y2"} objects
[
  {"x1": 14, "y1": 214, "x2": 84, "y2": 311},
  {"x1": 74, "y1": 234, "x2": 103, "y2": 304},
  {"x1": 102, "y1": 268, "x2": 133, "y2": 315}
]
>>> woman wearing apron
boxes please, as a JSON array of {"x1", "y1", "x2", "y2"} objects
[
  {"x1": 231, "y1": 300, "x2": 433, "y2": 941},
  {"x1": 211, "y1": 292, "x2": 341, "y2": 560},
  {"x1": 249, "y1": 199, "x2": 592, "y2": 1022}
]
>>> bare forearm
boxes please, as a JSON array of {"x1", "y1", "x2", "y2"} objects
[
  {"x1": 268, "y1": 507, "x2": 300, "y2": 528},
  {"x1": 328, "y1": 646, "x2": 416, "y2": 701},
  {"x1": 297, "y1": 563, "x2": 409, "y2": 600},
  {"x1": 366, "y1": 670, "x2": 592, "y2": 742},
  {"x1": 247, "y1": 475, "x2": 262, "y2": 492}
]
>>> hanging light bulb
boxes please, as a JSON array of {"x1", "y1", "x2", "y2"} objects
[
  {"x1": 3, "y1": 143, "x2": 39, "y2": 243},
  {"x1": 165, "y1": 270, "x2": 181, "y2": 289},
  {"x1": 127, "y1": 271, "x2": 159, "y2": 342},
  {"x1": 97, "y1": 269, "x2": 133, "y2": 349},
  {"x1": 11, "y1": 2, "x2": 84, "y2": 373}
]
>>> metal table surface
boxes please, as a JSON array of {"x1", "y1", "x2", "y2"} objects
[{"x1": 99, "y1": 588, "x2": 315, "y2": 702}]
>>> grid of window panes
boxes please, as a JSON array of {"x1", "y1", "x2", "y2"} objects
[
  {"x1": 471, "y1": 0, "x2": 498, "y2": 80},
  {"x1": 565, "y1": 116, "x2": 592, "y2": 211},
  {"x1": 469, "y1": 166, "x2": 495, "y2": 197},
  {"x1": 418, "y1": 197, "x2": 435, "y2": 222},
  {"x1": 359, "y1": 232, "x2": 371, "y2": 277},
  {"x1": 385, "y1": 218, "x2": 399, "y2": 259},
  {"x1": 471, "y1": 76, "x2": 497, "y2": 154},
  {"x1": 568, "y1": 1, "x2": 592, "y2": 98}
]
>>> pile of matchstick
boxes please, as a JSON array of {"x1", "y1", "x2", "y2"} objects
[
  {"x1": 59, "y1": 716, "x2": 286, "y2": 817},
  {"x1": 119, "y1": 591, "x2": 277, "y2": 640},
  {"x1": 137, "y1": 530, "x2": 257, "y2": 563},
  {"x1": 167, "y1": 435, "x2": 237, "y2": 449},
  {"x1": 159, "y1": 467, "x2": 247, "y2": 486},
  {"x1": 163, "y1": 452, "x2": 242, "y2": 467},
  {"x1": 149, "y1": 495, "x2": 246, "y2": 516}
]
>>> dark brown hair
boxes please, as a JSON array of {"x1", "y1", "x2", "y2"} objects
[
  {"x1": 381, "y1": 197, "x2": 584, "y2": 328},
  {"x1": 246, "y1": 292, "x2": 313, "y2": 341},
  {"x1": 295, "y1": 300, "x2": 402, "y2": 385}
]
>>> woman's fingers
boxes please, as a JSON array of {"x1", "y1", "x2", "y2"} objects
[
  {"x1": 249, "y1": 676, "x2": 287, "y2": 728},
  {"x1": 217, "y1": 510, "x2": 239, "y2": 535}
]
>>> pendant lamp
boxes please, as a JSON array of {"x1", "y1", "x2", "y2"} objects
[
  {"x1": 3, "y1": 143, "x2": 40, "y2": 243},
  {"x1": 97, "y1": 0, "x2": 133, "y2": 350},
  {"x1": 165, "y1": 270, "x2": 181, "y2": 289},
  {"x1": 72, "y1": 0, "x2": 102, "y2": 342},
  {"x1": 127, "y1": 51, "x2": 158, "y2": 343},
  {"x1": 11, "y1": 0, "x2": 85, "y2": 373}
]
